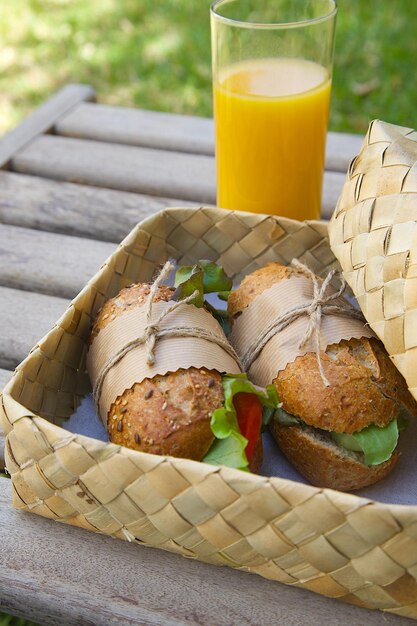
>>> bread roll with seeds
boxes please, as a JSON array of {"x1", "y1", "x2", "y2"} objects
[
  {"x1": 91, "y1": 282, "x2": 265, "y2": 473},
  {"x1": 228, "y1": 262, "x2": 417, "y2": 491},
  {"x1": 92, "y1": 283, "x2": 223, "y2": 461}
]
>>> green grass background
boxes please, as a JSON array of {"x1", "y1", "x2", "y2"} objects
[
  {"x1": 1, "y1": 0, "x2": 417, "y2": 136},
  {"x1": 0, "y1": 618, "x2": 37, "y2": 626},
  {"x1": 1, "y1": 0, "x2": 416, "y2": 623}
]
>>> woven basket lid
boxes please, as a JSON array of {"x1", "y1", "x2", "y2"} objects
[{"x1": 328, "y1": 119, "x2": 417, "y2": 401}]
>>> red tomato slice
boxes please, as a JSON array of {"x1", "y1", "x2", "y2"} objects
[{"x1": 233, "y1": 392, "x2": 262, "y2": 462}]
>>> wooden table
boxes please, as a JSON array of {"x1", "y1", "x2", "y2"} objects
[{"x1": 0, "y1": 84, "x2": 409, "y2": 625}]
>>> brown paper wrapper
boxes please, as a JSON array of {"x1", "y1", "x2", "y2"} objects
[
  {"x1": 87, "y1": 300, "x2": 241, "y2": 422},
  {"x1": 230, "y1": 275, "x2": 374, "y2": 386}
]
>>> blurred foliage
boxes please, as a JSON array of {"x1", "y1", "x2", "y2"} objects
[
  {"x1": 331, "y1": 0, "x2": 417, "y2": 132},
  {"x1": 0, "y1": 616, "x2": 38, "y2": 626},
  {"x1": 1, "y1": 0, "x2": 417, "y2": 135}
]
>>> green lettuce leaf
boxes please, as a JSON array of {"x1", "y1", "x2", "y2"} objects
[
  {"x1": 271, "y1": 406, "x2": 300, "y2": 427},
  {"x1": 174, "y1": 260, "x2": 232, "y2": 295},
  {"x1": 199, "y1": 260, "x2": 233, "y2": 293},
  {"x1": 172, "y1": 266, "x2": 205, "y2": 307},
  {"x1": 262, "y1": 405, "x2": 276, "y2": 428},
  {"x1": 203, "y1": 432, "x2": 249, "y2": 471},
  {"x1": 332, "y1": 419, "x2": 399, "y2": 465},
  {"x1": 331, "y1": 431, "x2": 363, "y2": 453},
  {"x1": 203, "y1": 374, "x2": 278, "y2": 471},
  {"x1": 203, "y1": 300, "x2": 231, "y2": 336},
  {"x1": 263, "y1": 404, "x2": 299, "y2": 428},
  {"x1": 173, "y1": 261, "x2": 233, "y2": 321},
  {"x1": 273, "y1": 403, "x2": 404, "y2": 466}
]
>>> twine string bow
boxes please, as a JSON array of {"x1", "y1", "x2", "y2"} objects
[
  {"x1": 241, "y1": 259, "x2": 365, "y2": 387},
  {"x1": 92, "y1": 260, "x2": 242, "y2": 413}
]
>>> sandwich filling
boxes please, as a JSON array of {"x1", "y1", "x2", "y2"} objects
[
  {"x1": 268, "y1": 405, "x2": 408, "y2": 466},
  {"x1": 204, "y1": 373, "x2": 278, "y2": 471},
  {"x1": 174, "y1": 260, "x2": 278, "y2": 471}
]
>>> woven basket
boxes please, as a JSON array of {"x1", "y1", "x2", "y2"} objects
[
  {"x1": 329, "y1": 119, "x2": 417, "y2": 402},
  {"x1": 2, "y1": 206, "x2": 417, "y2": 619}
]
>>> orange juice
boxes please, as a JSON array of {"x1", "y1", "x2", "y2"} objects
[{"x1": 214, "y1": 58, "x2": 331, "y2": 219}]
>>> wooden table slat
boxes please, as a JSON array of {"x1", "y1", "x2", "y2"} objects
[
  {"x1": 56, "y1": 102, "x2": 363, "y2": 173},
  {"x1": 0, "y1": 223, "x2": 115, "y2": 299},
  {"x1": 12, "y1": 134, "x2": 216, "y2": 203},
  {"x1": 0, "y1": 171, "x2": 197, "y2": 243},
  {"x1": 0, "y1": 477, "x2": 409, "y2": 626},
  {"x1": 57, "y1": 103, "x2": 215, "y2": 156},
  {"x1": 0, "y1": 286, "x2": 69, "y2": 370},
  {"x1": 10, "y1": 135, "x2": 344, "y2": 217},
  {"x1": 0, "y1": 368, "x2": 11, "y2": 390},
  {"x1": 0, "y1": 84, "x2": 95, "y2": 169},
  {"x1": 0, "y1": 284, "x2": 67, "y2": 469}
]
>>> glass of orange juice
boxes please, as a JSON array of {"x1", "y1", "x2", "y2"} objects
[{"x1": 211, "y1": 0, "x2": 337, "y2": 220}]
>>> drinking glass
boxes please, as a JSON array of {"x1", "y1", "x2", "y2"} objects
[{"x1": 211, "y1": 0, "x2": 337, "y2": 220}]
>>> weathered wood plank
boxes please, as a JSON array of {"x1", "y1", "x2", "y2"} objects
[
  {"x1": 0, "y1": 172, "x2": 196, "y2": 243},
  {"x1": 56, "y1": 102, "x2": 363, "y2": 172},
  {"x1": 0, "y1": 287, "x2": 69, "y2": 370},
  {"x1": 0, "y1": 478, "x2": 408, "y2": 626},
  {"x1": 0, "y1": 84, "x2": 95, "y2": 169},
  {"x1": 326, "y1": 132, "x2": 362, "y2": 172},
  {"x1": 322, "y1": 170, "x2": 344, "y2": 217},
  {"x1": 0, "y1": 224, "x2": 115, "y2": 298},
  {"x1": 10, "y1": 135, "x2": 344, "y2": 217},
  {"x1": 12, "y1": 135, "x2": 216, "y2": 204},
  {"x1": 0, "y1": 368, "x2": 11, "y2": 390},
  {"x1": 57, "y1": 103, "x2": 215, "y2": 156}
]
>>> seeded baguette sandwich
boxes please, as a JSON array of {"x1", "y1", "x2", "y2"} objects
[
  {"x1": 89, "y1": 262, "x2": 277, "y2": 473},
  {"x1": 228, "y1": 262, "x2": 417, "y2": 491}
]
